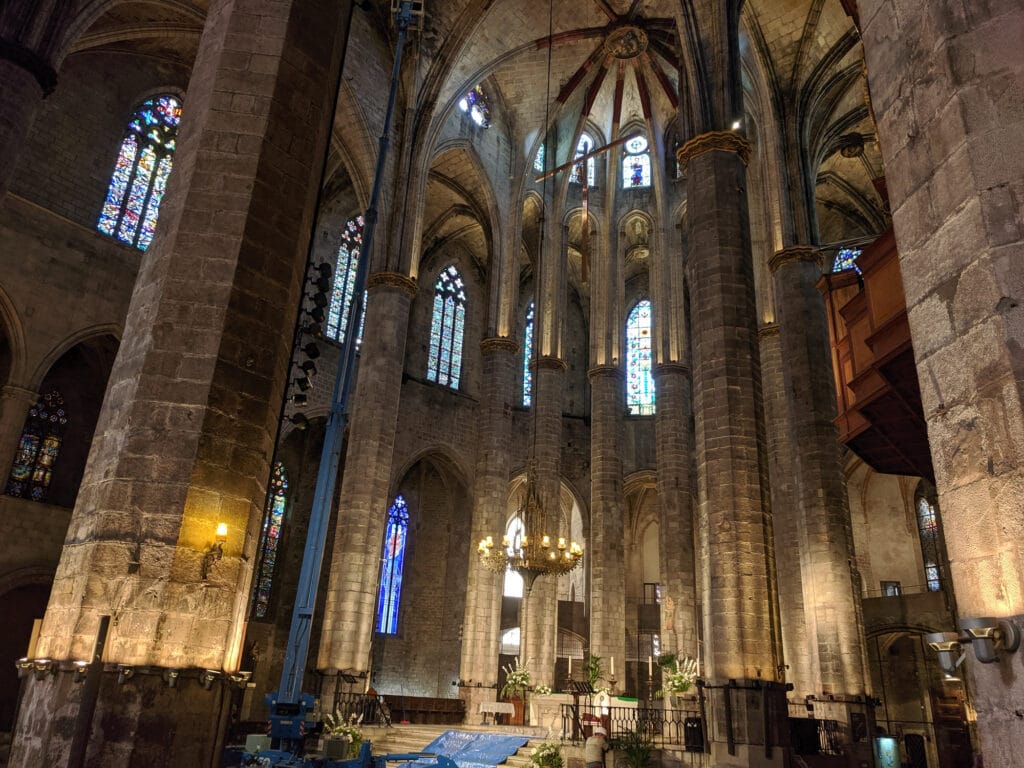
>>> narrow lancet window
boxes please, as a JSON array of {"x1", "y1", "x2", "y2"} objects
[
  {"x1": 377, "y1": 495, "x2": 410, "y2": 634},
  {"x1": 253, "y1": 462, "x2": 288, "y2": 619},
  {"x1": 326, "y1": 215, "x2": 367, "y2": 345},
  {"x1": 626, "y1": 300, "x2": 655, "y2": 414},
  {"x1": 622, "y1": 134, "x2": 651, "y2": 188},
  {"x1": 522, "y1": 302, "x2": 535, "y2": 406}
]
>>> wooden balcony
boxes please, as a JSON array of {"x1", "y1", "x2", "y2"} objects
[{"x1": 817, "y1": 229, "x2": 933, "y2": 480}]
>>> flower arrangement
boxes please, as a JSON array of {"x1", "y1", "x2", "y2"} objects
[
  {"x1": 323, "y1": 712, "x2": 364, "y2": 756},
  {"x1": 500, "y1": 657, "x2": 532, "y2": 699},
  {"x1": 529, "y1": 741, "x2": 564, "y2": 768},
  {"x1": 661, "y1": 656, "x2": 698, "y2": 695},
  {"x1": 533, "y1": 684, "x2": 553, "y2": 695}
]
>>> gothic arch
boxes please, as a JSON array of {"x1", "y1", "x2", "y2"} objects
[
  {"x1": 28, "y1": 324, "x2": 121, "y2": 392},
  {"x1": 0, "y1": 283, "x2": 27, "y2": 386}
]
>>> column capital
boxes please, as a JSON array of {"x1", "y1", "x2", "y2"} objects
[
  {"x1": 653, "y1": 361, "x2": 691, "y2": 379},
  {"x1": 0, "y1": 41, "x2": 57, "y2": 95},
  {"x1": 535, "y1": 355, "x2": 567, "y2": 372},
  {"x1": 366, "y1": 271, "x2": 417, "y2": 297},
  {"x1": 587, "y1": 364, "x2": 623, "y2": 381},
  {"x1": 757, "y1": 323, "x2": 781, "y2": 339},
  {"x1": 676, "y1": 130, "x2": 752, "y2": 174},
  {"x1": 1, "y1": 384, "x2": 38, "y2": 404},
  {"x1": 479, "y1": 336, "x2": 519, "y2": 354},
  {"x1": 768, "y1": 245, "x2": 819, "y2": 274}
]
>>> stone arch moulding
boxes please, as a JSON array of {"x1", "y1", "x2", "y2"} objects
[
  {"x1": 27, "y1": 323, "x2": 122, "y2": 391},
  {"x1": 0, "y1": 565, "x2": 57, "y2": 599},
  {"x1": 506, "y1": 470, "x2": 591, "y2": 533},
  {"x1": 0, "y1": 282, "x2": 28, "y2": 385},
  {"x1": 390, "y1": 445, "x2": 473, "y2": 501}
]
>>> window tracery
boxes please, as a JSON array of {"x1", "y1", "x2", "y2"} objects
[
  {"x1": 253, "y1": 462, "x2": 288, "y2": 619},
  {"x1": 377, "y1": 495, "x2": 410, "y2": 634},
  {"x1": 98, "y1": 95, "x2": 181, "y2": 250},
  {"x1": 832, "y1": 248, "x2": 862, "y2": 274},
  {"x1": 326, "y1": 215, "x2": 366, "y2": 346},
  {"x1": 427, "y1": 265, "x2": 467, "y2": 389},
  {"x1": 5, "y1": 390, "x2": 67, "y2": 502},
  {"x1": 570, "y1": 132, "x2": 596, "y2": 186},
  {"x1": 622, "y1": 134, "x2": 651, "y2": 188},
  {"x1": 458, "y1": 85, "x2": 491, "y2": 127}
]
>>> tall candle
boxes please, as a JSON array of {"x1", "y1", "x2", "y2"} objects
[
  {"x1": 568, "y1": 656, "x2": 572, "y2": 676},
  {"x1": 610, "y1": 656, "x2": 615, "y2": 676},
  {"x1": 648, "y1": 655, "x2": 653, "y2": 676}
]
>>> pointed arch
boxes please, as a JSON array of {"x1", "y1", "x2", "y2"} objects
[
  {"x1": 325, "y1": 214, "x2": 366, "y2": 344},
  {"x1": 376, "y1": 494, "x2": 410, "y2": 634}
]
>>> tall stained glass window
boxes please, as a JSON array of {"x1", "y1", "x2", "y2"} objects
[
  {"x1": 622, "y1": 134, "x2": 651, "y2": 188},
  {"x1": 570, "y1": 132, "x2": 596, "y2": 186},
  {"x1": 427, "y1": 265, "x2": 467, "y2": 389},
  {"x1": 626, "y1": 300, "x2": 655, "y2": 415},
  {"x1": 458, "y1": 85, "x2": 491, "y2": 127},
  {"x1": 832, "y1": 248, "x2": 862, "y2": 274},
  {"x1": 5, "y1": 390, "x2": 68, "y2": 502},
  {"x1": 97, "y1": 95, "x2": 182, "y2": 250},
  {"x1": 253, "y1": 462, "x2": 288, "y2": 619},
  {"x1": 916, "y1": 487, "x2": 943, "y2": 592},
  {"x1": 377, "y1": 495, "x2": 410, "y2": 634},
  {"x1": 522, "y1": 302, "x2": 535, "y2": 406},
  {"x1": 534, "y1": 144, "x2": 545, "y2": 173},
  {"x1": 326, "y1": 215, "x2": 367, "y2": 346}
]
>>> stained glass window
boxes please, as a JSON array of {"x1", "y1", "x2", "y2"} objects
[
  {"x1": 534, "y1": 144, "x2": 545, "y2": 173},
  {"x1": 622, "y1": 134, "x2": 651, "y2": 188},
  {"x1": 626, "y1": 300, "x2": 655, "y2": 415},
  {"x1": 916, "y1": 490, "x2": 942, "y2": 592},
  {"x1": 5, "y1": 390, "x2": 67, "y2": 502},
  {"x1": 377, "y1": 495, "x2": 410, "y2": 634},
  {"x1": 326, "y1": 215, "x2": 367, "y2": 346},
  {"x1": 253, "y1": 462, "x2": 288, "y2": 619},
  {"x1": 426, "y1": 265, "x2": 467, "y2": 389},
  {"x1": 522, "y1": 302, "x2": 534, "y2": 407},
  {"x1": 832, "y1": 248, "x2": 862, "y2": 274},
  {"x1": 570, "y1": 132, "x2": 596, "y2": 186},
  {"x1": 98, "y1": 95, "x2": 181, "y2": 250},
  {"x1": 503, "y1": 516, "x2": 525, "y2": 597},
  {"x1": 458, "y1": 85, "x2": 491, "y2": 128}
]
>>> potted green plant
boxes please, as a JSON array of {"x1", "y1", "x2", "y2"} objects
[
  {"x1": 613, "y1": 728, "x2": 654, "y2": 768},
  {"x1": 322, "y1": 712, "x2": 364, "y2": 759}
]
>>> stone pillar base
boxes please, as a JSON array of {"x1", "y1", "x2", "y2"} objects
[
  {"x1": 10, "y1": 667, "x2": 232, "y2": 768},
  {"x1": 703, "y1": 680, "x2": 789, "y2": 768}
]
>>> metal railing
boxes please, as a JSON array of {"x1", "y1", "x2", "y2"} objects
[
  {"x1": 788, "y1": 717, "x2": 847, "y2": 756},
  {"x1": 560, "y1": 703, "x2": 705, "y2": 751}
]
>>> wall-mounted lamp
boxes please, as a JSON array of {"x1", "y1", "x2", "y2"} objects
[
  {"x1": 32, "y1": 658, "x2": 57, "y2": 680},
  {"x1": 288, "y1": 413, "x2": 309, "y2": 431},
  {"x1": 226, "y1": 671, "x2": 252, "y2": 689},
  {"x1": 15, "y1": 658, "x2": 34, "y2": 679},
  {"x1": 163, "y1": 669, "x2": 180, "y2": 688},
  {"x1": 72, "y1": 660, "x2": 90, "y2": 681},
  {"x1": 116, "y1": 664, "x2": 135, "y2": 685},
  {"x1": 960, "y1": 617, "x2": 1021, "y2": 663},
  {"x1": 200, "y1": 669, "x2": 220, "y2": 690},
  {"x1": 201, "y1": 523, "x2": 228, "y2": 580},
  {"x1": 926, "y1": 617, "x2": 1021, "y2": 673}
]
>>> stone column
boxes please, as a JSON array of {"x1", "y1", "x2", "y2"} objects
[
  {"x1": 679, "y1": 132, "x2": 785, "y2": 765},
  {"x1": 460, "y1": 336, "x2": 518, "y2": 715},
  {"x1": 8, "y1": 0, "x2": 349, "y2": 764},
  {"x1": 0, "y1": 384, "x2": 39, "y2": 483},
  {"x1": 860, "y1": 2, "x2": 1024, "y2": 763},
  {"x1": 769, "y1": 247, "x2": 867, "y2": 697},
  {"x1": 587, "y1": 365, "x2": 626, "y2": 677},
  {"x1": 652, "y1": 363, "x2": 697, "y2": 660},
  {"x1": 318, "y1": 272, "x2": 417, "y2": 676},
  {"x1": 757, "y1": 325, "x2": 814, "y2": 699},
  {"x1": 522, "y1": 355, "x2": 565, "y2": 688}
]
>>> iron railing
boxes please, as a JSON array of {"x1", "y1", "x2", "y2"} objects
[{"x1": 559, "y1": 703, "x2": 705, "y2": 752}]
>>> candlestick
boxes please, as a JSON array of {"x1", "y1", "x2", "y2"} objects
[
  {"x1": 568, "y1": 656, "x2": 572, "y2": 676},
  {"x1": 610, "y1": 656, "x2": 615, "y2": 676},
  {"x1": 648, "y1": 655, "x2": 653, "y2": 676}
]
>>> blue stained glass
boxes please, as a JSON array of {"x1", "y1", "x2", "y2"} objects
[
  {"x1": 522, "y1": 303, "x2": 534, "y2": 406},
  {"x1": 253, "y1": 462, "x2": 288, "y2": 619},
  {"x1": 5, "y1": 391, "x2": 68, "y2": 502},
  {"x1": 426, "y1": 265, "x2": 466, "y2": 389},
  {"x1": 622, "y1": 134, "x2": 651, "y2": 188},
  {"x1": 458, "y1": 85, "x2": 491, "y2": 127},
  {"x1": 326, "y1": 215, "x2": 366, "y2": 343},
  {"x1": 571, "y1": 133, "x2": 596, "y2": 186},
  {"x1": 626, "y1": 300, "x2": 656, "y2": 415},
  {"x1": 98, "y1": 135, "x2": 138, "y2": 236},
  {"x1": 534, "y1": 144, "x2": 545, "y2": 173},
  {"x1": 376, "y1": 495, "x2": 410, "y2": 634},
  {"x1": 832, "y1": 248, "x2": 862, "y2": 274},
  {"x1": 98, "y1": 95, "x2": 181, "y2": 250}
]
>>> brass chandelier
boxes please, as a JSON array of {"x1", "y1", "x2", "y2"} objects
[{"x1": 477, "y1": 473, "x2": 584, "y2": 580}]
